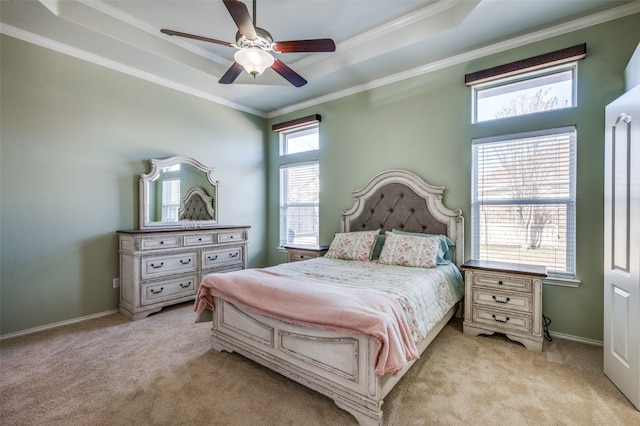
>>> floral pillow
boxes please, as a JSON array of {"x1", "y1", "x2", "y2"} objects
[
  {"x1": 377, "y1": 232, "x2": 440, "y2": 268},
  {"x1": 324, "y1": 229, "x2": 381, "y2": 261},
  {"x1": 391, "y1": 229, "x2": 455, "y2": 264}
]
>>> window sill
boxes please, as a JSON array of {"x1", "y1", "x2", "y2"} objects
[{"x1": 543, "y1": 276, "x2": 581, "y2": 287}]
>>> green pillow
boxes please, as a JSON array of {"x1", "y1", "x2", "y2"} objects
[{"x1": 371, "y1": 234, "x2": 386, "y2": 260}]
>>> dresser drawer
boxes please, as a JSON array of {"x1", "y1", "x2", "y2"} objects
[
  {"x1": 141, "y1": 275, "x2": 197, "y2": 306},
  {"x1": 472, "y1": 306, "x2": 532, "y2": 334},
  {"x1": 140, "y1": 235, "x2": 181, "y2": 250},
  {"x1": 218, "y1": 232, "x2": 245, "y2": 243},
  {"x1": 184, "y1": 233, "x2": 216, "y2": 246},
  {"x1": 473, "y1": 288, "x2": 532, "y2": 314},
  {"x1": 202, "y1": 246, "x2": 243, "y2": 268},
  {"x1": 472, "y1": 272, "x2": 532, "y2": 293},
  {"x1": 141, "y1": 252, "x2": 197, "y2": 279}
]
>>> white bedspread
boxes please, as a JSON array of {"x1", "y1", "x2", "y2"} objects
[{"x1": 267, "y1": 258, "x2": 464, "y2": 344}]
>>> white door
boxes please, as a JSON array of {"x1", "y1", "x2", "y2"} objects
[{"x1": 604, "y1": 84, "x2": 640, "y2": 409}]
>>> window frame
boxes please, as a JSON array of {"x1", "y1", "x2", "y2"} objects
[
  {"x1": 276, "y1": 121, "x2": 321, "y2": 248},
  {"x1": 280, "y1": 124, "x2": 319, "y2": 156},
  {"x1": 471, "y1": 62, "x2": 578, "y2": 124},
  {"x1": 471, "y1": 127, "x2": 578, "y2": 286}
]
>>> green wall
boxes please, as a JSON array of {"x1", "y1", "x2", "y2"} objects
[
  {"x1": 3, "y1": 13, "x2": 639, "y2": 341},
  {"x1": 266, "y1": 13, "x2": 640, "y2": 342},
  {"x1": 0, "y1": 35, "x2": 268, "y2": 335}
]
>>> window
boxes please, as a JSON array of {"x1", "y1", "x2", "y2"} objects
[
  {"x1": 280, "y1": 125, "x2": 319, "y2": 155},
  {"x1": 471, "y1": 127, "x2": 577, "y2": 280},
  {"x1": 274, "y1": 114, "x2": 321, "y2": 247},
  {"x1": 473, "y1": 63, "x2": 576, "y2": 123},
  {"x1": 466, "y1": 43, "x2": 586, "y2": 124},
  {"x1": 161, "y1": 179, "x2": 180, "y2": 222},
  {"x1": 279, "y1": 162, "x2": 319, "y2": 247}
]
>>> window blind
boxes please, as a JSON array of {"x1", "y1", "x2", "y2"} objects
[
  {"x1": 471, "y1": 127, "x2": 577, "y2": 277},
  {"x1": 279, "y1": 162, "x2": 320, "y2": 247}
]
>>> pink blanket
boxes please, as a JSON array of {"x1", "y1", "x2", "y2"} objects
[{"x1": 196, "y1": 269, "x2": 419, "y2": 376}]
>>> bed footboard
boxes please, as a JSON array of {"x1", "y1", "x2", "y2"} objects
[{"x1": 210, "y1": 296, "x2": 457, "y2": 425}]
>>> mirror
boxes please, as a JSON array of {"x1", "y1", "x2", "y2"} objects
[{"x1": 139, "y1": 156, "x2": 218, "y2": 229}]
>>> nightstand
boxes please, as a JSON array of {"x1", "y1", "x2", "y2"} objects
[
  {"x1": 283, "y1": 244, "x2": 329, "y2": 262},
  {"x1": 462, "y1": 259, "x2": 547, "y2": 351}
]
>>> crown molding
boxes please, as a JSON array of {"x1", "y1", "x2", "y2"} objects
[
  {"x1": 0, "y1": 23, "x2": 267, "y2": 118},
  {"x1": 2, "y1": 1, "x2": 639, "y2": 119},
  {"x1": 76, "y1": 0, "x2": 230, "y2": 66},
  {"x1": 266, "y1": 2, "x2": 640, "y2": 118}
]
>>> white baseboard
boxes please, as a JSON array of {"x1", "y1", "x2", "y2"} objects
[
  {"x1": 2, "y1": 309, "x2": 604, "y2": 347},
  {"x1": 549, "y1": 330, "x2": 603, "y2": 347},
  {"x1": 0, "y1": 309, "x2": 119, "y2": 341}
]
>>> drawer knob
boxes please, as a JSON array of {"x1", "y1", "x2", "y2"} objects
[
  {"x1": 208, "y1": 255, "x2": 218, "y2": 261},
  {"x1": 492, "y1": 295, "x2": 511, "y2": 304},
  {"x1": 492, "y1": 314, "x2": 510, "y2": 324},
  {"x1": 160, "y1": 241, "x2": 164, "y2": 245},
  {"x1": 229, "y1": 252, "x2": 239, "y2": 258},
  {"x1": 179, "y1": 282, "x2": 191, "y2": 289},
  {"x1": 150, "y1": 262, "x2": 164, "y2": 269},
  {"x1": 150, "y1": 287, "x2": 164, "y2": 294},
  {"x1": 180, "y1": 259, "x2": 192, "y2": 265},
  {"x1": 498, "y1": 280, "x2": 503, "y2": 285}
]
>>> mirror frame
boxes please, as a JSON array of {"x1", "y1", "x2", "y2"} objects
[{"x1": 139, "y1": 156, "x2": 219, "y2": 229}]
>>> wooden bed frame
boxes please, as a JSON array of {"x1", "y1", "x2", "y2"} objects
[{"x1": 207, "y1": 170, "x2": 464, "y2": 425}]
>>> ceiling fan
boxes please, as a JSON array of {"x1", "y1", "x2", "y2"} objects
[{"x1": 161, "y1": 0, "x2": 336, "y2": 87}]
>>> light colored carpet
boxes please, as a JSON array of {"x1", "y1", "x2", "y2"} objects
[{"x1": 1, "y1": 302, "x2": 638, "y2": 426}]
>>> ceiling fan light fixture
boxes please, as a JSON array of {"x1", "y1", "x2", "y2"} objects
[{"x1": 234, "y1": 47, "x2": 274, "y2": 77}]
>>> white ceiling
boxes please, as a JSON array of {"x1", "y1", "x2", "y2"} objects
[{"x1": 1, "y1": 0, "x2": 639, "y2": 117}]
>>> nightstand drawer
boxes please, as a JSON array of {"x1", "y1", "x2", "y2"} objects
[
  {"x1": 473, "y1": 288, "x2": 532, "y2": 313},
  {"x1": 472, "y1": 306, "x2": 532, "y2": 334},
  {"x1": 284, "y1": 245, "x2": 329, "y2": 263},
  {"x1": 472, "y1": 272, "x2": 532, "y2": 293},
  {"x1": 288, "y1": 249, "x2": 323, "y2": 262},
  {"x1": 141, "y1": 252, "x2": 198, "y2": 279}
]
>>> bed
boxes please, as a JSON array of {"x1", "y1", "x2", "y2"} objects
[{"x1": 195, "y1": 169, "x2": 464, "y2": 425}]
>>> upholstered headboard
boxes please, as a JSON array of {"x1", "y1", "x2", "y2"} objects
[
  {"x1": 341, "y1": 169, "x2": 464, "y2": 265},
  {"x1": 179, "y1": 187, "x2": 215, "y2": 221}
]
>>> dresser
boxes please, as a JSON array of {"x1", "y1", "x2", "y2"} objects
[
  {"x1": 283, "y1": 244, "x2": 328, "y2": 262},
  {"x1": 462, "y1": 259, "x2": 547, "y2": 351},
  {"x1": 118, "y1": 226, "x2": 249, "y2": 320}
]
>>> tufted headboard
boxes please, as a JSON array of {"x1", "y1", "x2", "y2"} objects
[
  {"x1": 341, "y1": 169, "x2": 464, "y2": 266},
  {"x1": 179, "y1": 187, "x2": 215, "y2": 221}
]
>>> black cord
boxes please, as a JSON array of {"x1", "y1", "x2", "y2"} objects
[{"x1": 543, "y1": 314, "x2": 552, "y2": 342}]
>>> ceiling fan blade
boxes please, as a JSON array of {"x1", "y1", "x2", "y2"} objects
[
  {"x1": 219, "y1": 62, "x2": 245, "y2": 84},
  {"x1": 273, "y1": 39, "x2": 336, "y2": 53},
  {"x1": 223, "y1": 0, "x2": 257, "y2": 40},
  {"x1": 161, "y1": 29, "x2": 233, "y2": 48},
  {"x1": 271, "y1": 59, "x2": 307, "y2": 87}
]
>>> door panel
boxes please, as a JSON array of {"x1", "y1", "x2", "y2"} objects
[{"x1": 604, "y1": 85, "x2": 640, "y2": 410}]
